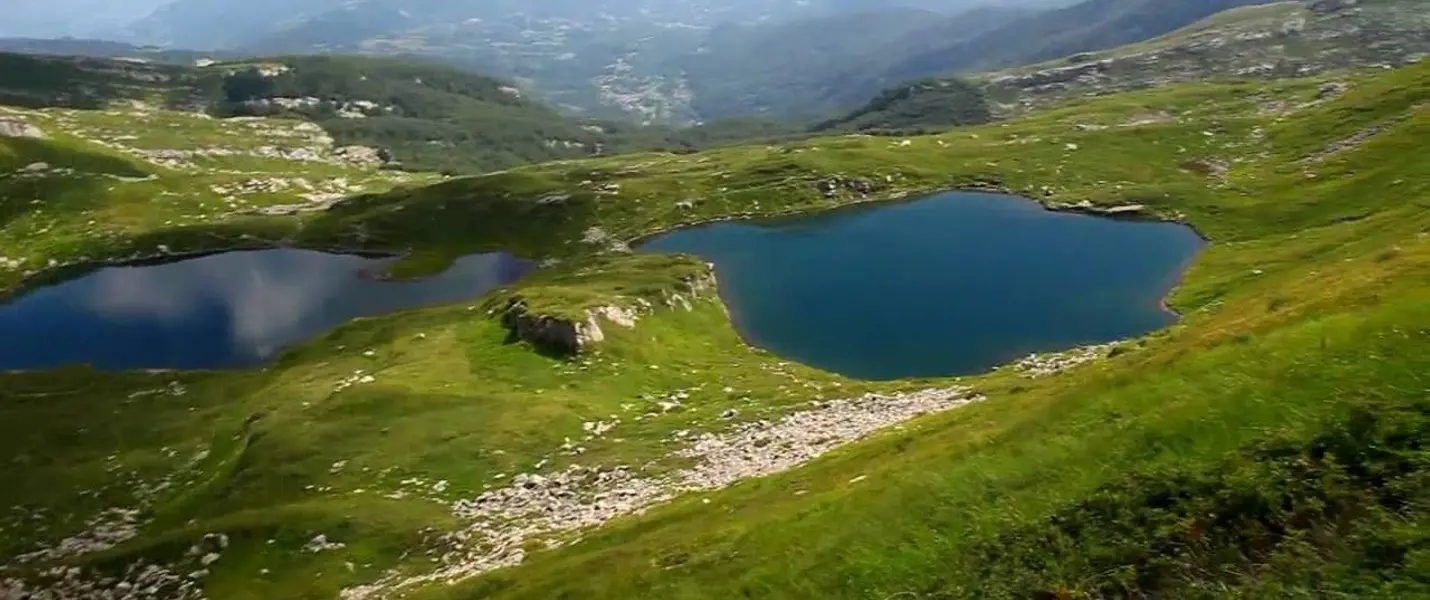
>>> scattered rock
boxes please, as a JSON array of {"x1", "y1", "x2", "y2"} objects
[
  {"x1": 303, "y1": 534, "x2": 346, "y2": 553},
  {"x1": 1014, "y1": 343, "x2": 1121, "y2": 377},
  {"x1": 0, "y1": 117, "x2": 45, "y2": 139},
  {"x1": 332, "y1": 145, "x2": 389, "y2": 166},
  {"x1": 813, "y1": 176, "x2": 877, "y2": 199},
  {"x1": 343, "y1": 387, "x2": 984, "y2": 598},
  {"x1": 1316, "y1": 81, "x2": 1349, "y2": 100},
  {"x1": 1304, "y1": 115, "x2": 1411, "y2": 163}
]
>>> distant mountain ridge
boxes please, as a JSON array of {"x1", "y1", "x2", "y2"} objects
[
  {"x1": 806, "y1": 0, "x2": 1282, "y2": 111},
  {"x1": 17, "y1": 0, "x2": 1418, "y2": 127},
  {"x1": 0, "y1": 51, "x2": 903, "y2": 175},
  {"x1": 854, "y1": 0, "x2": 1430, "y2": 128},
  {"x1": 113, "y1": 0, "x2": 1056, "y2": 123},
  {"x1": 124, "y1": 0, "x2": 1001, "y2": 51}
]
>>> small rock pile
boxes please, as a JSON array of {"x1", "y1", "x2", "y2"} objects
[
  {"x1": 342, "y1": 386, "x2": 983, "y2": 599},
  {"x1": 0, "y1": 117, "x2": 45, "y2": 139},
  {"x1": 1013, "y1": 343, "x2": 1120, "y2": 378},
  {"x1": 813, "y1": 176, "x2": 876, "y2": 199},
  {"x1": 1, "y1": 533, "x2": 228, "y2": 600},
  {"x1": 8, "y1": 508, "x2": 143, "y2": 565},
  {"x1": 677, "y1": 389, "x2": 981, "y2": 488},
  {"x1": 334, "y1": 370, "x2": 378, "y2": 393}
]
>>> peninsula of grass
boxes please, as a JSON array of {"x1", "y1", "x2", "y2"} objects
[{"x1": 1, "y1": 60, "x2": 1427, "y2": 599}]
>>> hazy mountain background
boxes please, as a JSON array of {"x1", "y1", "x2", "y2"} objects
[
  {"x1": 0, "y1": 0, "x2": 170, "y2": 39},
  {"x1": 2, "y1": 0, "x2": 1284, "y2": 123}
]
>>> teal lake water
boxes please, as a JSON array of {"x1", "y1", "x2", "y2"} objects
[{"x1": 639, "y1": 191, "x2": 1205, "y2": 380}]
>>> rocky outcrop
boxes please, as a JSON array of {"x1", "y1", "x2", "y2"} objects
[
  {"x1": 498, "y1": 302, "x2": 644, "y2": 355},
  {"x1": 0, "y1": 117, "x2": 45, "y2": 139},
  {"x1": 1052, "y1": 201, "x2": 1149, "y2": 217},
  {"x1": 332, "y1": 145, "x2": 391, "y2": 166},
  {"x1": 496, "y1": 269, "x2": 716, "y2": 356},
  {"x1": 499, "y1": 303, "x2": 595, "y2": 355},
  {"x1": 813, "y1": 176, "x2": 877, "y2": 199}
]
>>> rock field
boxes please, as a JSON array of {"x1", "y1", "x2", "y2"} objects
[{"x1": 341, "y1": 386, "x2": 984, "y2": 599}]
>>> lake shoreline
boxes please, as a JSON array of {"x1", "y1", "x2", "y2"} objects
[{"x1": 637, "y1": 190, "x2": 1205, "y2": 380}]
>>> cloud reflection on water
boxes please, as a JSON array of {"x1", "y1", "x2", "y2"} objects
[{"x1": 0, "y1": 250, "x2": 529, "y2": 370}]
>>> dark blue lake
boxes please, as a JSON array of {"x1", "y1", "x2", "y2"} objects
[
  {"x1": 0, "y1": 249, "x2": 532, "y2": 371},
  {"x1": 639, "y1": 191, "x2": 1204, "y2": 380}
]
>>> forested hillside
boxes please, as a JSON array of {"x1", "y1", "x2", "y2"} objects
[
  {"x1": 0, "y1": 52, "x2": 823, "y2": 174},
  {"x1": 813, "y1": 78, "x2": 991, "y2": 133}
]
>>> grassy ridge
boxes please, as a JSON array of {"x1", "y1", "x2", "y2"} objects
[
  {"x1": 0, "y1": 61, "x2": 1427, "y2": 599},
  {"x1": 432, "y1": 209, "x2": 1430, "y2": 598}
]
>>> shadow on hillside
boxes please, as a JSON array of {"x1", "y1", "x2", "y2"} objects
[
  {"x1": 0, "y1": 137, "x2": 151, "y2": 230},
  {"x1": 299, "y1": 172, "x2": 600, "y2": 259}
]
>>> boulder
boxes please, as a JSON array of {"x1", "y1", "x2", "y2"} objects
[
  {"x1": 499, "y1": 301, "x2": 599, "y2": 356},
  {"x1": 0, "y1": 117, "x2": 45, "y2": 139},
  {"x1": 332, "y1": 145, "x2": 386, "y2": 166},
  {"x1": 1316, "y1": 81, "x2": 1349, "y2": 100}
]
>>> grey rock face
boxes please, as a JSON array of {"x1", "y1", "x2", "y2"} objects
[{"x1": 499, "y1": 302, "x2": 588, "y2": 356}]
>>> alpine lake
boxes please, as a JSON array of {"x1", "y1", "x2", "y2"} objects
[{"x1": 0, "y1": 192, "x2": 1202, "y2": 376}]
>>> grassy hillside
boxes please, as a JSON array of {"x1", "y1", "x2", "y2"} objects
[
  {"x1": 0, "y1": 52, "x2": 207, "y2": 110},
  {"x1": 1, "y1": 56, "x2": 1428, "y2": 600},
  {"x1": 206, "y1": 55, "x2": 626, "y2": 174},
  {"x1": 812, "y1": 77, "x2": 991, "y2": 133}
]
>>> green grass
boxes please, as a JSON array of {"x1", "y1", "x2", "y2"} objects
[{"x1": 1, "y1": 61, "x2": 1429, "y2": 599}]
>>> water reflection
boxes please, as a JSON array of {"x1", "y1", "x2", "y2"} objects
[{"x1": 0, "y1": 250, "x2": 532, "y2": 370}]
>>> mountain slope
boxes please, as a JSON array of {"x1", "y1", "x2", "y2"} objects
[
  {"x1": 0, "y1": 52, "x2": 618, "y2": 174},
  {"x1": 842, "y1": 0, "x2": 1430, "y2": 127},
  {"x1": 0, "y1": 52, "x2": 810, "y2": 174},
  {"x1": 0, "y1": 0, "x2": 170, "y2": 39},
  {"x1": 127, "y1": 0, "x2": 1007, "y2": 51},
  {"x1": 2, "y1": 58, "x2": 1428, "y2": 599},
  {"x1": 676, "y1": 7, "x2": 1020, "y2": 120},
  {"x1": 813, "y1": 0, "x2": 1280, "y2": 110},
  {"x1": 984, "y1": 0, "x2": 1430, "y2": 112},
  {"x1": 114, "y1": 0, "x2": 1061, "y2": 123},
  {"x1": 209, "y1": 55, "x2": 622, "y2": 174},
  {"x1": 812, "y1": 77, "x2": 992, "y2": 132}
]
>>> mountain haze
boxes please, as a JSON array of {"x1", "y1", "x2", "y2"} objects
[{"x1": 111, "y1": 0, "x2": 1073, "y2": 123}]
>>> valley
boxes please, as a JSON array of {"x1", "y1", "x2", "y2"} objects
[{"x1": 0, "y1": 0, "x2": 1428, "y2": 598}]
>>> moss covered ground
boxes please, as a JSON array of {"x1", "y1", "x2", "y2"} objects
[{"x1": 1, "y1": 60, "x2": 1428, "y2": 599}]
